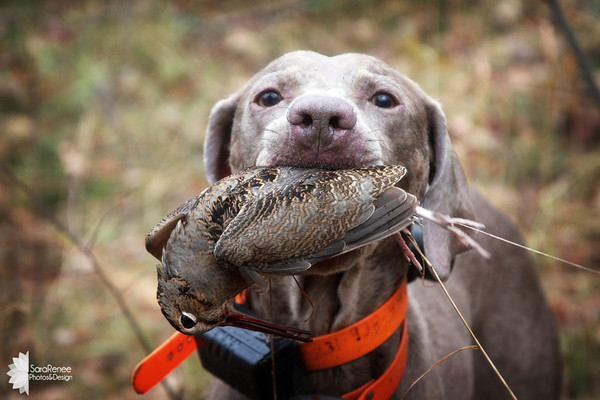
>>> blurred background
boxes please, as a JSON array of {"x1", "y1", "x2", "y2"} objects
[{"x1": 1, "y1": 1, "x2": 598, "y2": 399}]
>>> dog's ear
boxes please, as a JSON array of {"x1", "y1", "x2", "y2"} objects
[
  {"x1": 422, "y1": 99, "x2": 476, "y2": 281},
  {"x1": 204, "y1": 93, "x2": 240, "y2": 184}
]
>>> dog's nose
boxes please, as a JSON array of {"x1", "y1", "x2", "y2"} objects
[{"x1": 287, "y1": 95, "x2": 357, "y2": 147}]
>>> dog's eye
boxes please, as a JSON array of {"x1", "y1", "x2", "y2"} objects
[
  {"x1": 370, "y1": 92, "x2": 397, "y2": 109},
  {"x1": 257, "y1": 90, "x2": 283, "y2": 107}
]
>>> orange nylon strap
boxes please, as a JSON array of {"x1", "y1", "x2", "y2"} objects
[
  {"x1": 131, "y1": 331, "x2": 201, "y2": 394},
  {"x1": 342, "y1": 320, "x2": 409, "y2": 400},
  {"x1": 132, "y1": 278, "x2": 409, "y2": 396},
  {"x1": 234, "y1": 291, "x2": 247, "y2": 305},
  {"x1": 299, "y1": 277, "x2": 408, "y2": 371}
]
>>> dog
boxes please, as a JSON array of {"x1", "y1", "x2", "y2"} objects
[{"x1": 201, "y1": 51, "x2": 561, "y2": 399}]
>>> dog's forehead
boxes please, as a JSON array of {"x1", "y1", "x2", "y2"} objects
[{"x1": 252, "y1": 51, "x2": 406, "y2": 93}]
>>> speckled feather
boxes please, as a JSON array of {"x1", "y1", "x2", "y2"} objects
[
  {"x1": 146, "y1": 165, "x2": 417, "y2": 335},
  {"x1": 214, "y1": 166, "x2": 414, "y2": 272}
]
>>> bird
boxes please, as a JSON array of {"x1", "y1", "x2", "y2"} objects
[{"x1": 146, "y1": 165, "x2": 417, "y2": 340}]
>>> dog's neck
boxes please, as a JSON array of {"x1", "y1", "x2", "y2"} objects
[
  {"x1": 249, "y1": 239, "x2": 406, "y2": 334},
  {"x1": 246, "y1": 238, "x2": 408, "y2": 395}
]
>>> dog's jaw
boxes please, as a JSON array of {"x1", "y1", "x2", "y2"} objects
[{"x1": 255, "y1": 146, "x2": 383, "y2": 170}]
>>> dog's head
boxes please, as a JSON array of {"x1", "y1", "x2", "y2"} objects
[{"x1": 204, "y1": 51, "x2": 474, "y2": 280}]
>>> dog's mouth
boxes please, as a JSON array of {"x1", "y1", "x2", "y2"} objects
[
  {"x1": 263, "y1": 158, "x2": 383, "y2": 171},
  {"x1": 258, "y1": 133, "x2": 383, "y2": 170}
]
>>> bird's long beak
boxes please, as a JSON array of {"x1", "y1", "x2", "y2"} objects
[{"x1": 223, "y1": 308, "x2": 313, "y2": 342}]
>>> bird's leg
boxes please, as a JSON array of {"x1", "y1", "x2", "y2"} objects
[
  {"x1": 223, "y1": 307, "x2": 313, "y2": 342},
  {"x1": 394, "y1": 230, "x2": 423, "y2": 274},
  {"x1": 414, "y1": 206, "x2": 491, "y2": 260}
]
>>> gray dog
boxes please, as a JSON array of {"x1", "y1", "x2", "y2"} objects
[{"x1": 202, "y1": 51, "x2": 561, "y2": 399}]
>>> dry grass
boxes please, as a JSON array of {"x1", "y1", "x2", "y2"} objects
[{"x1": 1, "y1": 1, "x2": 598, "y2": 399}]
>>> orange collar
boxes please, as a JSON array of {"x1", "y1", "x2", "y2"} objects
[
  {"x1": 132, "y1": 278, "x2": 409, "y2": 399},
  {"x1": 300, "y1": 276, "x2": 408, "y2": 370},
  {"x1": 235, "y1": 276, "x2": 409, "y2": 399},
  {"x1": 301, "y1": 276, "x2": 409, "y2": 399}
]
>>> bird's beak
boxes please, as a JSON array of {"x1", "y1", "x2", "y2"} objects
[{"x1": 223, "y1": 308, "x2": 313, "y2": 342}]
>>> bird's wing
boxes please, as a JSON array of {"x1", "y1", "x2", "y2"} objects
[
  {"x1": 216, "y1": 187, "x2": 416, "y2": 274},
  {"x1": 301, "y1": 187, "x2": 417, "y2": 266},
  {"x1": 145, "y1": 195, "x2": 201, "y2": 260},
  {"x1": 262, "y1": 187, "x2": 417, "y2": 272},
  {"x1": 214, "y1": 178, "x2": 377, "y2": 271},
  {"x1": 144, "y1": 169, "x2": 255, "y2": 262}
]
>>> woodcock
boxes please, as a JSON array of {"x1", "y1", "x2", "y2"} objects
[{"x1": 146, "y1": 165, "x2": 420, "y2": 340}]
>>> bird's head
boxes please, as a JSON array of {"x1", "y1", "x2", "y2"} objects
[
  {"x1": 156, "y1": 264, "x2": 228, "y2": 335},
  {"x1": 156, "y1": 263, "x2": 312, "y2": 341}
]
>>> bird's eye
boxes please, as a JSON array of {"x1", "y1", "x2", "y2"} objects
[
  {"x1": 257, "y1": 90, "x2": 283, "y2": 107},
  {"x1": 370, "y1": 92, "x2": 397, "y2": 109},
  {"x1": 180, "y1": 312, "x2": 197, "y2": 329}
]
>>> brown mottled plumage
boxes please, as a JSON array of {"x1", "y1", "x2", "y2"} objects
[{"x1": 146, "y1": 165, "x2": 416, "y2": 338}]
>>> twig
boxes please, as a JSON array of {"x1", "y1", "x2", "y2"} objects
[
  {"x1": 401, "y1": 345, "x2": 479, "y2": 400},
  {"x1": 546, "y1": 0, "x2": 600, "y2": 109},
  {"x1": 292, "y1": 275, "x2": 315, "y2": 323},
  {"x1": 0, "y1": 161, "x2": 181, "y2": 400},
  {"x1": 414, "y1": 206, "x2": 491, "y2": 260},
  {"x1": 268, "y1": 277, "x2": 278, "y2": 400},
  {"x1": 409, "y1": 240, "x2": 518, "y2": 400},
  {"x1": 457, "y1": 223, "x2": 600, "y2": 275}
]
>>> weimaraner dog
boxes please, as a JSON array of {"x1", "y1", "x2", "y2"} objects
[{"x1": 202, "y1": 51, "x2": 561, "y2": 399}]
